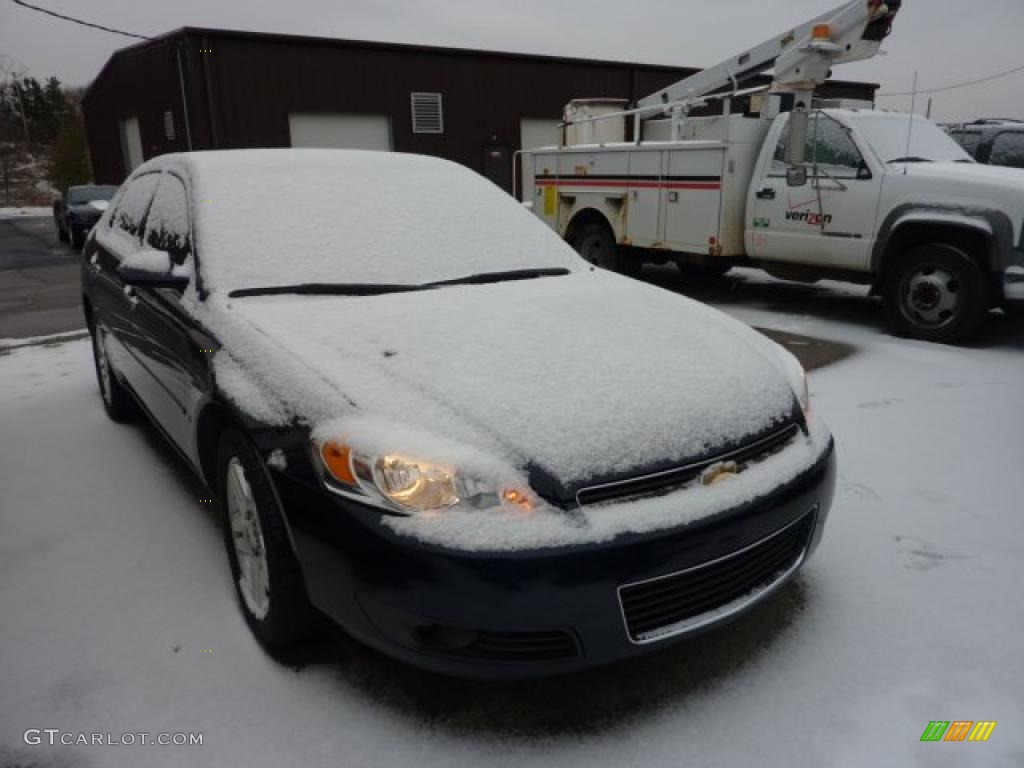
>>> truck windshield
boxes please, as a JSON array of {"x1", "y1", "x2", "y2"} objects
[{"x1": 852, "y1": 114, "x2": 973, "y2": 164}]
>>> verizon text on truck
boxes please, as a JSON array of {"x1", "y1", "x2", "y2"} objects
[{"x1": 523, "y1": 0, "x2": 1024, "y2": 343}]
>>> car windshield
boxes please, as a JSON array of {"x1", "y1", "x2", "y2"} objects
[
  {"x1": 68, "y1": 186, "x2": 118, "y2": 204},
  {"x1": 851, "y1": 114, "x2": 973, "y2": 164},
  {"x1": 190, "y1": 150, "x2": 582, "y2": 296}
]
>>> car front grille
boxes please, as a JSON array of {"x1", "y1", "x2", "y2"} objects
[
  {"x1": 618, "y1": 510, "x2": 815, "y2": 644},
  {"x1": 576, "y1": 422, "x2": 801, "y2": 507}
]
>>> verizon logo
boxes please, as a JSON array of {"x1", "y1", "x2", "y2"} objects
[{"x1": 785, "y1": 210, "x2": 833, "y2": 225}]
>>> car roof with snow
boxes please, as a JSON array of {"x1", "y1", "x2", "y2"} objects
[{"x1": 129, "y1": 149, "x2": 583, "y2": 295}]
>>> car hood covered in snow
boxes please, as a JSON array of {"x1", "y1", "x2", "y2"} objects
[{"x1": 201, "y1": 271, "x2": 801, "y2": 494}]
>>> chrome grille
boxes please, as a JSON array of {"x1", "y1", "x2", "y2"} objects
[{"x1": 576, "y1": 422, "x2": 800, "y2": 507}]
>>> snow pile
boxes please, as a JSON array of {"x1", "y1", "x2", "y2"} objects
[
  {"x1": 175, "y1": 149, "x2": 583, "y2": 294},
  {"x1": 0, "y1": 206, "x2": 52, "y2": 219}
]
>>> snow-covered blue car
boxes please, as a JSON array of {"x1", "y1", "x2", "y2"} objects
[{"x1": 81, "y1": 149, "x2": 835, "y2": 678}]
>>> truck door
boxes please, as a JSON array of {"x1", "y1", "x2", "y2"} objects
[
  {"x1": 662, "y1": 147, "x2": 725, "y2": 253},
  {"x1": 625, "y1": 148, "x2": 662, "y2": 247},
  {"x1": 748, "y1": 113, "x2": 881, "y2": 271}
]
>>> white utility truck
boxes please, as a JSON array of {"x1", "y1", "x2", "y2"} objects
[{"x1": 523, "y1": 0, "x2": 1024, "y2": 343}]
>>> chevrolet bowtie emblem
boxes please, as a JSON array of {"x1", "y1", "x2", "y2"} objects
[{"x1": 700, "y1": 461, "x2": 740, "y2": 487}]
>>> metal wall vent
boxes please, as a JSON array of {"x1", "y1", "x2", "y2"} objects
[{"x1": 411, "y1": 92, "x2": 444, "y2": 134}]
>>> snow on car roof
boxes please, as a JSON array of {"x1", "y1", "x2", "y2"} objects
[{"x1": 154, "y1": 149, "x2": 582, "y2": 295}]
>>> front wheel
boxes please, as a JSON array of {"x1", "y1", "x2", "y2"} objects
[
  {"x1": 572, "y1": 222, "x2": 638, "y2": 276},
  {"x1": 56, "y1": 219, "x2": 69, "y2": 243},
  {"x1": 882, "y1": 244, "x2": 989, "y2": 344},
  {"x1": 90, "y1": 323, "x2": 135, "y2": 422},
  {"x1": 69, "y1": 225, "x2": 84, "y2": 250},
  {"x1": 217, "y1": 428, "x2": 318, "y2": 648}
]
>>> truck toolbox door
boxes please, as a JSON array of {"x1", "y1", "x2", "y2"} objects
[{"x1": 748, "y1": 114, "x2": 881, "y2": 271}]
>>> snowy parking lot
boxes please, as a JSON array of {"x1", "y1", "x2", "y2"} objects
[{"x1": 1, "y1": 273, "x2": 1023, "y2": 767}]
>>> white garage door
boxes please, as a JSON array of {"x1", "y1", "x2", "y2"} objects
[
  {"x1": 520, "y1": 118, "x2": 562, "y2": 151},
  {"x1": 288, "y1": 113, "x2": 392, "y2": 151},
  {"x1": 120, "y1": 116, "x2": 144, "y2": 173}
]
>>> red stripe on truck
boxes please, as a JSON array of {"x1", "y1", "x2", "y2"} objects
[{"x1": 535, "y1": 179, "x2": 721, "y2": 191}]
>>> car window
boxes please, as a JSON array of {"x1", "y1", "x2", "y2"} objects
[
  {"x1": 989, "y1": 132, "x2": 1024, "y2": 169},
  {"x1": 144, "y1": 174, "x2": 192, "y2": 265},
  {"x1": 112, "y1": 173, "x2": 160, "y2": 240},
  {"x1": 69, "y1": 186, "x2": 118, "y2": 205},
  {"x1": 771, "y1": 115, "x2": 868, "y2": 178},
  {"x1": 949, "y1": 130, "x2": 982, "y2": 159}
]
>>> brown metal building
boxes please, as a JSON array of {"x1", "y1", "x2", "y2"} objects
[{"x1": 82, "y1": 28, "x2": 877, "y2": 194}]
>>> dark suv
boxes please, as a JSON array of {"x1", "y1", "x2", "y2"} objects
[{"x1": 947, "y1": 119, "x2": 1024, "y2": 169}]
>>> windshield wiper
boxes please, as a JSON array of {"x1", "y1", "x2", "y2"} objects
[
  {"x1": 426, "y1": 268, "x2": 570, "y2": 288},
  {"x1": 887, "y1": 157, "x2": 933, "y2": 164},
  {"x1": 229, "y1": 283, "x2": 419, "y2": 298},
  {"x1": 229, "y1": 268, "x2": 571, "y2": 299}
]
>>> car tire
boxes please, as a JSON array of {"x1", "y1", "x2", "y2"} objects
[
  {"x1": 882, "y1": 244, "x2": 989, "y2": 344},
  {"x1": 57, "y1": 220, "x2": 69, "y2": 243},
  {"x1": 217, "y1": 427, "x2": 318, "y2": 649},
  {"x1": 572, "y1": 222, "x2": 639, "y2": 276},
  {"x1": 69, "y1": 225, "x2": 84, "y2": 250},
  {"x1": 90, "y1": 323, "x2": 136, "y2": 422}
]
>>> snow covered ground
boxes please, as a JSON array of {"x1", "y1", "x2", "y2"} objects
[
  {"x1": 0, "y1": 206, "x2": 52, "y2": 220},
  {"x1": 1, "y1": 283, "x2": 1023, "y2": 767}
]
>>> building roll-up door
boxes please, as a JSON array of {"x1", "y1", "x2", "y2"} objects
[
  {"x1": 119, "y1": 116, "x2": 144, "y2": 175},
  {"x1": 288, "y1": 113, "x2": 392, "y2": 151},
  {"x1": 520, "y1": 118, "x2": 562, "y2": 152}
]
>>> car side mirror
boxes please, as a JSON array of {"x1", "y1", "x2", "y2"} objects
[
  {"x1": 787, "y1": 166, "x2": 808, "y2": 188},
  {"x1": 786, "y1": 109, "x2": 809, "y2": 166},
  {"x1": 118, "y1": 249, "x2": 189, "y2": 288}
]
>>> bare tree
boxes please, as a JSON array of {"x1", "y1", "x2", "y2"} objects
[{"x1": 0, "y1": 54, "x2": 32, "y2": 142}]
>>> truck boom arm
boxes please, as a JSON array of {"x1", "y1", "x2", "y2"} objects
[{"x1": 636, "y1": 0, "x2": 901, "y2": 110}]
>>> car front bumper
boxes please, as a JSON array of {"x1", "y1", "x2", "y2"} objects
[{"x1": 273, "y1": 439, "x2": 836, "y2": 679}]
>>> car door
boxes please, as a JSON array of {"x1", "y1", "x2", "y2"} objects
[
  {"x1": 748, "y1": 113, "x2": 882, "y2": 270},
  {"x1": 90, "y1": 172, "x2": 162, "y2": 393},
  {"x1": 130, "y1": 170, "x2": 208, "y2": 460}
]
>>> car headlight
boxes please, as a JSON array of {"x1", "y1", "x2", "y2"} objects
[{"x1": 312, "y1": 440, "x2": 536, "y2": 516}]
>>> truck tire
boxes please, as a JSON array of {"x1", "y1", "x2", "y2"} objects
[
  {"x1": 572, "y1": 222, "x2": 638, "y2": 276},
  {"x1": 883, "y1": 244, "x2": 989, "y2": 344},
  {"x1": 217, "y1": 427, "x2": 318, "y2": 649}
]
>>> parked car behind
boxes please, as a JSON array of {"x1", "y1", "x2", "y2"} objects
[
  {"x1": 81, "y1": 149, "x2": 835, "y2": 678},
  {"x1": 54, "y1": 184, "x2": 119, "y2": 249},
  {"x1": 948, "y1": 119, "x2": 1024, "y2": 169}
]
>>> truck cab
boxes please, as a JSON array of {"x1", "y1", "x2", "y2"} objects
[{"x1": 746, "y1": 109, "x2": 1024, "y2": 341}]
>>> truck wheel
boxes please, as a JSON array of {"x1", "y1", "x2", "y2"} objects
[
  {"x1": 883, "y1": 244, "x2": 989, "y2": 344},
  {"x1": 572, "y1": 223, "x2": 638, "y2": 276},
  {"x1": 217, "y1": 427, "x2": 318, "y2": 649},
  {"x1": 90, "y1": 323, "x2": 136, "y2": 422}
]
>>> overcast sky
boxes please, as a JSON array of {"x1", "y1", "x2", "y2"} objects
[{"x1": 2, "y1": 0, "x2": 1022, "y2": 123}]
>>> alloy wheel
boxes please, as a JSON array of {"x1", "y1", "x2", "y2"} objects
[{"x1": 226, "y1": 457, "x2": 271, "y2": 620}]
